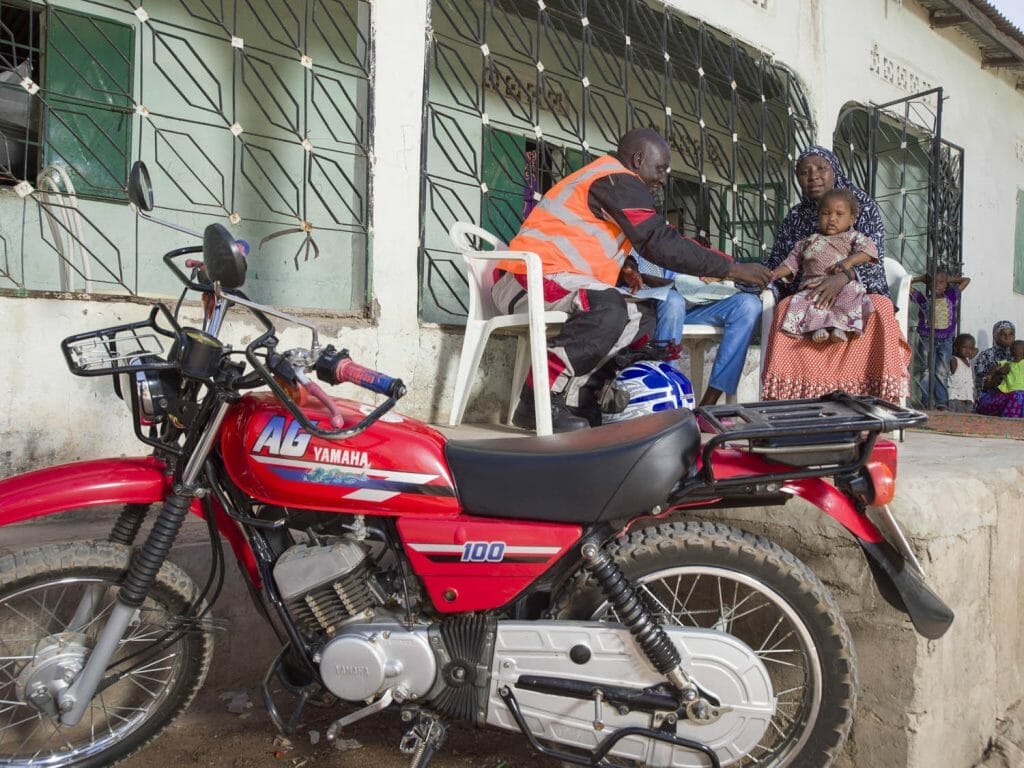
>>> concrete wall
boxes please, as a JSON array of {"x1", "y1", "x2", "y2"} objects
[{"x1": 707, "y1": 430, "x2": 1024, "y2": 768}]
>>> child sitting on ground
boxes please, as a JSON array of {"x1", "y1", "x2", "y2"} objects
[
  {"x1": 947, "y1": 333, "x2": 978, "y2": 413},
  {"x1": 996, "y1": 340, "x2": 1024, "y2": 395},
  {"x1": 769, "y1": 188, "x2": 878, "y2": 343}
]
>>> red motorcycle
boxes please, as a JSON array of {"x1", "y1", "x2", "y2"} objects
[{"x1": 0, "y1": 165, "x2": 951, "y2": 768}]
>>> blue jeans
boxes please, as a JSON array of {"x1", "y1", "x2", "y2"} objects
[
  {"x1": 654, "y1": 290, "x2": 761, "y2": 395},
  {"x1": 916, "y1": 336, "x2": 952, "y2": 407}
]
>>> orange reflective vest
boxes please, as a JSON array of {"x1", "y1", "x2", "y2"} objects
[{"x1": 500, "y1": 156, "x2": 636, "y2": 286}]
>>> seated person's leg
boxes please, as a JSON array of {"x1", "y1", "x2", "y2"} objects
[
  {"x1": 560, "y1": 289, "x2": 654, "y2": 411},
  {"x1": 655, "y1": 289, "x2": 686, "y2": 344},
  {"x1": 514, "y1": 286, "x2": 640, "y2": 432},
  {"x1": 684, "y1": 292, "x2": 760, "y2": 404}
]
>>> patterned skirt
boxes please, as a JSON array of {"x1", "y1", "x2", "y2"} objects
[
  {"x1": 761, "y1": 295, "x2": 911, "y2": 403},
  {"x1": 976, "y1": 390, "x2": 1024, "y2": 418}
]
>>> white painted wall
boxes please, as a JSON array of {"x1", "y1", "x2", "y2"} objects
[
  {"x1": 678, "y1": 0, "x2": 1024, "y2": 346},
  {"x1": 3, "y1": 0, "x2": 1024, "y2": 475}
]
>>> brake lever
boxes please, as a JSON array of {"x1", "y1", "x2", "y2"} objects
[{"x1": 294, "y1": 368, "x2": 345, "y2": 429}]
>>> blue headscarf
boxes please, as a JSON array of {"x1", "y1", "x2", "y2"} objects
[{"x1": 764, "y1": 145, "x2": 890, "y2": 298}]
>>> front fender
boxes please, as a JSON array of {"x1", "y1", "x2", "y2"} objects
[
  {"x1": 0, "y1": 457, "x2": 170, "y2": 525},
  {"x1": 0, "y1": 457, "x2": 260, "y2": 586}
]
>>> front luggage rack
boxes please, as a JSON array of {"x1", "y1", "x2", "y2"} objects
[
  {"x1": 61, "y1": 304, "x2": 183, "y2": 377},
  {"x1": 674, "y1": 392, "x2": 928, "y2": 500}
]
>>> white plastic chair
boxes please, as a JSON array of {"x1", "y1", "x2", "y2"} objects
[
  {"x1": 447, "y1": 222, "x2": 568, "y2": 436},
  {"x1": 759, "y1": 259, "x2": 915, "y2": 391},
  {"x1": 36, "y1": 164, "x2": 90, "y2": 292},
  {"x1": 884, "y1": 259, "x2": 913, "y2": 344}
]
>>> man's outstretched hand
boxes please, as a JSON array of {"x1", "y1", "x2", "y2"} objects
[{"x1": 726, "y1": 262, "x2": 772, "y2": 288}]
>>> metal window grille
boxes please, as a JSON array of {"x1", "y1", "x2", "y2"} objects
[
  {"x1": 1, "y1": 0, "x2": 371, "y2": 312},
  {"x1": 419, "y1": 0, "x2": 814, "y2": 324},
  {"x1": 835, "y1": 89, "x2": 965, "y2": 410}
]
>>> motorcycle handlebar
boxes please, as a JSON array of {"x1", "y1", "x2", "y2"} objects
[{"x1": 315, "y1": 345, "x2": 406, "y2": 398}]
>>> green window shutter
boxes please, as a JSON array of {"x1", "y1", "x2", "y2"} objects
[
  {"x1": 564, "y1": 147, "x2": 584, "y2": 175},
  {"x1": 481, "y1": 129, "x2": 527, "y2": 244},
  {"x1": 42, "y1": 8, "x2": 134, "y2": 200},
  {"x1": 1016, "y1": 190, "x2": 1024, "y2": 295}
]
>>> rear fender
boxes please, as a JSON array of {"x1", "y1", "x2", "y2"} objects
[
  {"x1": 0, "y1": 457, "x2": 260, "y2": 585},
  {"x1": 783, "y1": 477, "x2": 884, "y2": 544},
  {"x1": 784, "y1": 477, "x2": 952, "y2": 639}
]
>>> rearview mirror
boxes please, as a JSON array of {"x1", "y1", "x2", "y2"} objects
[
  {"x1": 203, "y1": 223, "x2": 247, "y2": 290},
  {"x1": 127, "y1": 162, "x2": 153, "y2": 212},
  {"x1": 126, "y1": 161, "x2": 202, "y2": 238}
]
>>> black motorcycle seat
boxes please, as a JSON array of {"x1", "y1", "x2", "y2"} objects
[{"x1": 444, "y1": 409, "x2": 700, "y2": 524}]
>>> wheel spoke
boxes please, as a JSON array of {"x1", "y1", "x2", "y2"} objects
[
  {"x1": 0, "y1": 543, "x2": 209, "y2": 767},
  {"x1": 580, "y1": 529, "x2": 846, "y2": 768}
]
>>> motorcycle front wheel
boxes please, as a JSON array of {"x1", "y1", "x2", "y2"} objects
[
  {"x1": 553, "y1": 520, "x2": 856, "y2": 768},
  {"x1": 0, "y1": 541, "x2": 213, "y2": 768}
]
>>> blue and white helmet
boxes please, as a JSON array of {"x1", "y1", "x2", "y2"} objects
[{"x1": 602, "y1": 361, "x2": 696, "y2": 423}]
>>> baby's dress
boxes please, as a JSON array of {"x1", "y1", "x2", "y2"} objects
[{"x1": 779, "y1": 230, "x2": 878, "y2": 337}]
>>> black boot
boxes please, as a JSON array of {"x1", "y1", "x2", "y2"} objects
[{"x1": 512, "y1": 387, "x2": 590, "y2": 433}]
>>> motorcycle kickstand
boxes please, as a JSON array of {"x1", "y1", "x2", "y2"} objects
[{"x1": 399, "y1": 713, "x2": 448, "y2": 768}]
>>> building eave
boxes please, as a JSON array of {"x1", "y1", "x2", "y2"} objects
[{"x1": 919, "y1": 0, "x2": 1024, "y2": 89}]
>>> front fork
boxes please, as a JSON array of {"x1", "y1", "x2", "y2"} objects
[
  {"x1": 66, "y1": 504, "x2": 151, "y2": 635},
  {"x1": 57, "y1": 399, "x2": 232, "y2": 725}
]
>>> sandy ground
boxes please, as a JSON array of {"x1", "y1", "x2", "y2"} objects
[{"x1": 121, "y1": 685, "x2": 564, "y2": 768}]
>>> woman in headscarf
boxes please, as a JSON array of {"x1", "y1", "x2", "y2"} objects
[
  {"x1": 760, "y1": 146, "x2": 911, "y2": 402},
  {"x1": 974, "y1": 321, "x2": 1024, "y2": 417}
]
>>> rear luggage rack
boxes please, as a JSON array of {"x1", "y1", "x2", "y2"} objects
[{"x1": 675, "y1": 392, "x2": 927, "y2": 501}]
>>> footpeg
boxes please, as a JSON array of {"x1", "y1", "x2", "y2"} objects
[{"x1": 399, "y1": 714, "x2": 448, "y2": 768}]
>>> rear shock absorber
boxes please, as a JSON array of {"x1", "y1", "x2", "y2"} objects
[{"x1": 580, "y1": 540, "x2": 697, "y2": 696}]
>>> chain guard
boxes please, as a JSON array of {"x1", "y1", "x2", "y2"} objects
[{"x1": 484, "y1": 621, "x2": 774, "y2": 767}]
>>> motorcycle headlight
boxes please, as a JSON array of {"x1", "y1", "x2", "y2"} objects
[{"x1": 115, "y1": 358, "x2": 170, "y2": 426}]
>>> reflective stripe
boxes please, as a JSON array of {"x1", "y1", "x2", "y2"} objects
[
  {"x1": 533, "y1": 195, "x2": 625, "y2": 260},
  {"x1": 525, "y1": 156, "x2": 630, "y2": 269},
  {"x1": 502, "y1": 155, "x2": 637, "y2": 284},
  {"x1": 548, "y1": 156, "x2": 622, "y2": 206},
  {"x1": 517, "y1": 225, "x2": 594, "y2": 275}
]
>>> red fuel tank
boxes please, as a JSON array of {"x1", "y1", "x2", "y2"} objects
[{"x1": 219, "y1": 393, "x2": 460, "y2": 517}]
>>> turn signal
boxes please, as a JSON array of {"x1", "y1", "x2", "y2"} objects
[{"x1": 865, "y1": 460, "x2": 895, "y2": 506}]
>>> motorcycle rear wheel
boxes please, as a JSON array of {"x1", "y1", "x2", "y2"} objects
[
  {"x1": 553, "y1": 520, "x2": 856, "y2": 768},
  {"x1": 0, "y1": 541, "x2": 213, "y2": 768}
]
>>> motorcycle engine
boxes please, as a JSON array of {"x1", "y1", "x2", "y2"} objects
[
  {"x1": 273, "y1": 539, "x2": 438, "y2": 703},
  {"x1": 273, "y1": 539, "x2": 376, "y2": 636}
]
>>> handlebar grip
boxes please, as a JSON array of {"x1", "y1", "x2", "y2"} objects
[{"x1": 315, "y1": 345, "x2": 405, "y2": 398}]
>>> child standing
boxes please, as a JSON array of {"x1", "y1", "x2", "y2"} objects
[
  {"x1": 769, "y1": 188, "x2": 878, "y2": 343},
  {"x1": 910, "y1": 269, "x2": 971, "y2": 409},
  {"x1": 947, "y1": 333, "x2": 978, "y2": 413}
]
